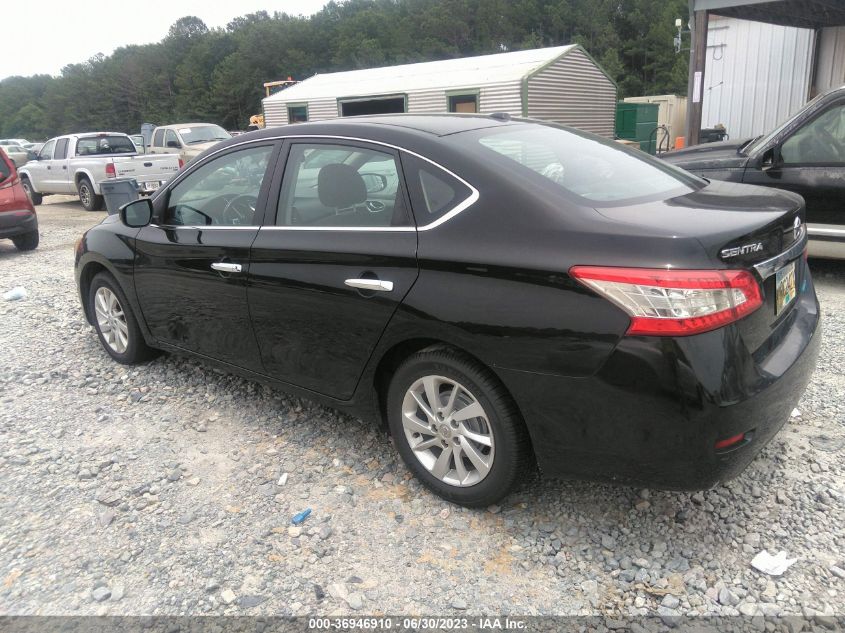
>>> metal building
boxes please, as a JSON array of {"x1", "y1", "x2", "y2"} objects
[
  {"x1": 262, "y1": 45, "x2": 617, "y2": 137},
  {"x1": 685, "y1": 0, "x2": 845, "y2": 144}
]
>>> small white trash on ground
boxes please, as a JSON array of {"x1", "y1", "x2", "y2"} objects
[
  {"x1": 751, "y1": 550, "x2": 797, "y2": 576},
  {"x1": 3, "y1": 287, "x2": 27, "y2": 301},
  {"x1": 791, "y1": 408, "x2": 801, "y2": 418}
]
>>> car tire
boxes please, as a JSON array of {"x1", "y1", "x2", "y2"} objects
[
  {"x1": 11, "y1": 230, "x2": 39, "y2": 251},
  {"x1": 386, "y1": 347, "x2": 533, "y2": 507},
  {"x1": 78, "y1": 177, "x2": 104, "y2": 211},
  {"x1": 20, "y1": 177, "x2": 42, "y2": 205},
  {"x1": 88, "y1": 272, "x2": 158, "y2": 364}
]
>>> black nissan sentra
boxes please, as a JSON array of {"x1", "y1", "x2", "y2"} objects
[{"x1": 75, "y1": 114, "x2": 820, "y2": 507}]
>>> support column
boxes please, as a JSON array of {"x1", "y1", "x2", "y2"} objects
[{"x1": 685, "y1": 9, "x2": 709, "y2": 146}]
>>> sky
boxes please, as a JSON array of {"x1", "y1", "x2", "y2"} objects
[{"x1": 1, "y1": 0, "x2": 331, "y2": 80}]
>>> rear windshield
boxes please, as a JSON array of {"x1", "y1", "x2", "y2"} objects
[
  {"x1": 471, "y1": 124, "x2": 704, "y2": 206},
  {"x1": 179, "y1": 125, "x2": 231, "y2": 145},
  {"x1": 76, "y1": 135, "x2": 136, "y2": 156}
]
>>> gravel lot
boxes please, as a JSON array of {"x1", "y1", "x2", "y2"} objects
[{"x1": 1, "y1": 199, "x2": 844, "y2": 620}]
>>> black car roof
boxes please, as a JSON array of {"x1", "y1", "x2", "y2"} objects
[{"x1": 233, "y1": 114, "x2": 526, "y2": 148}]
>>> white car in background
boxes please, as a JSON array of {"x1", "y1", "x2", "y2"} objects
[
  {"x1": 147, "y1": 123, "x2": 231, "y2": 164},
  {"x1": 0, "y1": 143, "x2": 33, "y2": 167}
]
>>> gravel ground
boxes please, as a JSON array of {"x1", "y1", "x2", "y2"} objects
[{"x1": 1, "y1": 199, "x2": 843, "y2": 620}]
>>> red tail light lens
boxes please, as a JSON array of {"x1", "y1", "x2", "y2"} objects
[
  {"x1": 714, "y1": 432, "x2": 747, "y2": 450},
  {"x1": 569, "y1": 266, "x2": 763, "y2": 336},
  {"x1": 105, "y1": 163, "x2": 116, "y2": 178},
  {"x1": 178, "y1": 158, "x2": 184, "y2": 169}
]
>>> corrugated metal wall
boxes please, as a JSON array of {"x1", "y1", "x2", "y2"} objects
[
  {"x1": 701, "y1": 16, "x2": 814, "y2": 139},
  {"x1": 525, "y1": 48, "x2": 616, "y2": 137},
  {"x1": 815, "y1": 27, "x2": 845, "y2": 93},
  {"x1": 264, "y1": 97, "x2": 337, "y2": 126},
  {"x1": 478, "y1": 81, "x2": 523, "y2": 116}
]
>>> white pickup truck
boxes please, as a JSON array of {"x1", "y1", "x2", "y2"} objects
[{"x1": 19, "y1": 132, "x2": 182, "y2": 211}]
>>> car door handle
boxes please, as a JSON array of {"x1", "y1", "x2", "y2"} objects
[
  {"x1": 345, "y1": 278, "x2": 394, "y2": 292},
  {"x1": 211, "y1": 262, "x2": 242, "y2": 273}
]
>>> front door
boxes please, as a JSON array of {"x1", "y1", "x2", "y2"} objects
[
  {"x1": 133, "y1": 142, "x2": 279, "y2": 370},
  {"x1": 744, "y1": 101, "x2": 845, "y2": 228},
  {"x1": 249, "y1": 140, "x2": 418, "y2": 399}
]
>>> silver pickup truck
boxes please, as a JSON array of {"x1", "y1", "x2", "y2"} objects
[{"x1": 19, "y1": 132, "x2": 181, "y2": 211}]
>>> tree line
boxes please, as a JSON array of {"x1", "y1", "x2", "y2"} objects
[{"x1": 0, "y1": 0, "x2": 688, "y2": 140}]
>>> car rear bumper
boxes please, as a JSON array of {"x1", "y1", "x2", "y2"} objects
[
  {"x1": 498, "y1": 276, "x2": 821, "y2": 490},
  {"x1": 0, "y1": 209, "x2": 37, "y2": 239}
]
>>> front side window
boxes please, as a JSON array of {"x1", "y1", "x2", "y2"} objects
[
  {"x1": 39, "y1": 140, "x2": 56, "y2": 161},
  {"x1": 54, "y1": 138, "x2": 69, "y2": 160},
  {"x1": 165, "y1": 145, "x2": 273, "y2": 227},
  {"x1": 76, "y1": 135, "x2": 135, "y2": 155},
  {"x1": 165, "y1": 130, "x2": 180, "y2": 148},
  {"x1": 781, "y1": 104, "x2": 845, "y2": 164},
  {"x1": 472, "y1": 125, "x2": 704, "y2": 205},
  {"x1": 276, "y1": 143, "x2": 409, "y2": 228}
]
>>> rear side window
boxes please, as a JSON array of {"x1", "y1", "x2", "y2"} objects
[
  {"x1": 401, "y1": 153, "x2": 473, "y2": 225},
  {"x1": 472, "y1": 125, "x2": 704, "y2": 206},
  {"x1": 76, "y1": 135, "x2": 135, "y2": 155}
]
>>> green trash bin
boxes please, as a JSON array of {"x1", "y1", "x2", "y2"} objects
[
  {"x1": 100, "y1": 178, "x2": 139, "y2": 215},
  {"x1": 615, "y1": 102, "x2": 659, "y2": 154}
]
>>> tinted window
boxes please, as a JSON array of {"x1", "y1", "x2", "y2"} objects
[
  {"x1": 54, "y1": 138, "x2": 69, "y2": 160},
  {"x1": 76, "y1": 135, "x2": 135, "y2": 155},
  {"x1": 39, "y1": 140, "x2": 56, "y2": 161},
  {"x1": 153, "y1": 129, "x2": 164, "y2": 147},
  {"x1": 473, "y1": 125, "x2": 704, "y2": 205},
  {"x1": 166, "y1": 145, "x2": 272, "y2": 226},
  {"x1": 276, "y1": 143, "x2": 409, "y2": 228},
  {"x1": 402, "y1": 153, "x2": 472, "y2": 223},
  {"x1": 781, "y1": 104, "x2": 845, "y2": 164},
  {"x1": 0, "y1": 155, "x2": 10, "y2": 181}
]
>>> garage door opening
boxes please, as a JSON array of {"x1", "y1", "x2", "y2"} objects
[{"x1": 340, "y1": 96, "x2": 406, "y2": 117}]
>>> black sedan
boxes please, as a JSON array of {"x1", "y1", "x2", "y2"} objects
[
  {"x1": 75, "y1": 115, "x2": 820, "y2": 507},
  {"x1": 663, "y1": 85, "x2": 845, "y2": 259}
]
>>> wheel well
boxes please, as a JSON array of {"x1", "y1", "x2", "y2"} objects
[
  {"x1": 78, "y1": 262, "x2": 108, "y2": 324},
  {"x1": 75, "y1": 173, "x2": 92, "y2": 187},
  {"x1": 372, "y1": 338, "x2": 523, "y2": 434}
]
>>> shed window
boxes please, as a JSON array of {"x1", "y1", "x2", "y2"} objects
[
  {"x1": 448, "y1": 94, "x2": 478, "y2": 114},
  {"x1": 288, "y1": 105, "x2": 308, "y2": 123},
  {"x1": 340, "y1": 96, "x2": 405, "y2": 117}
]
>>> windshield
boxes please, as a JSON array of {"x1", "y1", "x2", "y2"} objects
[
  {"x1": 76, "y1": 135, "x2": 136, "y2": 155},
  {"x1": 744, "y1": 93, "x2": 826, "y2": 156},
  {"x1": 179, "y1": 125, "x2": 231, "y2": 144},
  {"x1": 472, "y1": 124, "x2": 704, "y2": 206}
]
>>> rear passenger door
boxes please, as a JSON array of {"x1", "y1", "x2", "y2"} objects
[{"x1": 248, "y1": 139, "x2": 418, "y2": 399}]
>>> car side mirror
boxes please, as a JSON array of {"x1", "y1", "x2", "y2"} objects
[
  {"x1": 761, "y1": 146, "x2": 782, "y2": 172},
  {"x1": 361, "y1": 172, "x2": 388, "y2": 194},
  {"x1": 166, "y1": 140, "x2": 180, "y2": 149},
  {"x1": 120, "y1": 198, "x2": 153, "y2": 228}
]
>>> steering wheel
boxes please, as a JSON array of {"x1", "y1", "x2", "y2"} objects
[{"x1": 222, "y1": 194, "x2": 258, "y2": 225}]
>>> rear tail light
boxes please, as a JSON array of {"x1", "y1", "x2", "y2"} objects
[
  {"x1": 569, "y1": 266, "x2": 763, "y2": 336},
  {"x1": 714, "y1": 432, "x2": 747, "y2": 450},
  {"x1": 105, "y1": 163, "x2": 116, "y2": 178},
  {"x1": 178, "y1": 158, "x2": 184, "y2": 169}
]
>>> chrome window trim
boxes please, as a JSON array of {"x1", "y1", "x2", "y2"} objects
[
  {"x1": 154, "y1": 133, "x2": 480, "y2": 232},
  {"x1": 753, "y1": 224, "x2": 807, "y2": 280}
]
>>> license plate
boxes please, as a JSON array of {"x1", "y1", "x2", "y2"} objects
[
  {"x1": 775, "y1": 260, "x2": 796, "y2": 315},
  {"x1": 142, "y1": 181, "x2": 161, "y2": 191}
]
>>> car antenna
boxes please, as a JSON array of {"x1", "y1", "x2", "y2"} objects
[{"x1": 489, "y1": 112, "x2": 511, "y2": 121}]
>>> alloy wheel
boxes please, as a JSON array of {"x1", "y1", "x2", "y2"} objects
[
  {"x1": 94, "y1": 287, "x2": 129, "y2": 354},
  {"x1": 79, "y1": 183, "x2": 91, "y2": 207},
  {"x1": 401, "y1": 375, "x2": 495, "y2": 487}
]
